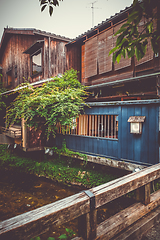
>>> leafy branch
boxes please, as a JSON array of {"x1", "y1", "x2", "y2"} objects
[
  {"x1": 6, "y1": 69, "x2": 88, "y2": 139},
  {"x1": 109, "y1": 0, "x2": 160, "y2": 63},
  {"x1": 39, "y1": 0, "x2": 63, "y2": 16}
]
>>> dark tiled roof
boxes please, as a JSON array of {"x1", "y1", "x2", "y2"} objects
[
  {"x1": 0, "y1": 27, "x2": 72, "y2": 63},
  {"x1": 68, "y1": 4, "x2": 132, "y2": 44}
]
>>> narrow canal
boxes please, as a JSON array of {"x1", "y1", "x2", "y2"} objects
[{"x1": 0, "y1": 167, "x2": 136, "y2": 240}]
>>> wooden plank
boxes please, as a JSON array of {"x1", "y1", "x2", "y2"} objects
[
  {"x1": 104, "y1": 115, "x2": 106, "y2": 137},
  {"x1": 92, "y1": 163, "x2": 160, "y2": 208},
  {"x1": 89, "y1": 115, "x2": 91, "y2": 136},
  {"x1": 111, "y1": 115, "x2": 113, "y2": 138},
  {"x1": 85, "y1": 37, "x2": 98, "y2": 78},
  {"x1": 114, "y1": 115, "x2": 116, "y2": 139},
  {"x1": 136, "y1": 183, "x2": 150, "y2": 205},
  {"x1": 0, "y1": 193, "x2": 90, "y2": 240},
  {"x1": 98, "y1": 29, "x2": 113, "y2": 74},
  {"x1": 135, "y1": 18, "x2": 153, "y2": 66},
  {"x1": 107, "y1": 115, "x2": 109, "y2": 138},
  {"x1": 96, "y1": 189, "x2": 160, "y2": 240},
  {"x1": 113, "y1": 21, "x2": 131, "y2": 70},
  {"x1": 78, "y1": 209, "x2": 97, "y2": 240},
  {"x1": 1, "y1": 163, "x2": 160, "y2": 239},
  {"x1": 98, "y1": 115, "x2": 100, "y2": 137},
  {"x1": 113, "y1": 205, "x2": 160, "y2": 240}
]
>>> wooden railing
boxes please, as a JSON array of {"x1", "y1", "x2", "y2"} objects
[
  {"x1": 2, "y1": 126, "x2": 21, "y2": 139},
  {"x1": 1, "y1": 163, "x2": 160, "y2": 240}
]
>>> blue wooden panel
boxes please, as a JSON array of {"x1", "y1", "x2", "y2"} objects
[
  {"x1": 141, "y1": 106, "x2": 149, "y2": 163},
  {"x1": 126, "y1": 107, "x2": 135, "y2": 161},
  {"x1": 148, "y1": 105, "x2": 158, "y2": 164},
  {"x1": 53, "y1": 103, "x2": 159, "y2": 165},
  {"x1": 133, "y1": 106, "x2": 142, "y2": 162},
  {"x1": 121, "y1": 107, "x2": 128, "y2": 160}
]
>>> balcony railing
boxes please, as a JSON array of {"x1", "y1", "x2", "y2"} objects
[{"x1": 2, "y1": 125, "x2": 21, "y2": 139}]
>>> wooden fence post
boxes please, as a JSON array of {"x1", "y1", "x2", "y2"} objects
[
  {"x1": 78, "y1": 190, "x2": 97, "y2": 240},
  {"x1": 136, "y1": 183, "x2": 151, "y2": 205},
  {"x1": 78, "y1": 209, "x2": 97, "y2": 240}
]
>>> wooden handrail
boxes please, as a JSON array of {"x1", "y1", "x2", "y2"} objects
[
  {"x1": 1, "y1": 163, "x2": 160, "y2": 239},
  {"x1": 2, "y1": 126, "x2": 21, "y2": 139}
]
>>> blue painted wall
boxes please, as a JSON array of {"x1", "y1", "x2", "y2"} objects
[{"x1": 54, "y1": 100, "x2": 160, "y2": 165}]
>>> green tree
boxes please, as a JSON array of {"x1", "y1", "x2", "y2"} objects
[
  {"x1": 39, "y1": 0, "x2": 62, "y2": 16},
  {"x1": 6, "y1": 69, "x2": 87, "y2": 139},
  {"x1": 109, "y1": 0, "x2": 160, "y2": 63}
]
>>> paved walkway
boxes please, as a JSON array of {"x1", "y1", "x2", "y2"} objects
[{"x1": 141, "y1": 219, "x2": 160, "y2": 240}]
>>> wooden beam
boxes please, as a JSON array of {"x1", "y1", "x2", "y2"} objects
[
  {"x1": 113, "y1": 205, "x2": 160, "y2": 240},
  {"x1": 0, "y1": 193, "x2": 90, "y2": 240},
  {"x1": 96, "y1": 189, "x2": 160, "y2": 239},
  {"x1": 136, "y1": 183, "x2": 151, "y2": 205}
]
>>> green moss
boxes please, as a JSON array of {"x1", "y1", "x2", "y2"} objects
[{"x1": 0, "y1": 144, "x2": 117, "y2": 188}]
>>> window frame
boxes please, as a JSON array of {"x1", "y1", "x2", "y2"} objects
[
  {"x1": 57, "y1": 114, "x2": 118, "y2": 140},
  {"x1": 30, "y1": 48, "x2": 42, "y2": 77}
]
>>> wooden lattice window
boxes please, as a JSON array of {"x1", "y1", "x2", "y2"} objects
[{"x1": 57, "y1": 115, "x2": 118, "y2": 139}]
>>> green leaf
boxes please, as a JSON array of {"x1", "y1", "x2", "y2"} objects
[
  {"x1": 116, "y1": 34, "x2": 125, "y2": 46},
  {"x1": 58, "y1": 234, "x2": 68, "y2": 239},
  {"x1": 109, "y1": 46, "x2": 118, "y2": 55},
  {"x1": 49, "y1": 5, "x2": 53, "y2": 16},
  {"x1": 47, "y1": 237, "x2": 55, "y2": 240},
  {"x1": 41, "y1": 4, "x2": 47, "y2": 12},
  {"x1": 116, "y1": 53, "x2": 122, "y2": 64}
]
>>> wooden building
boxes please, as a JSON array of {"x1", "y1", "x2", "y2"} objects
[
  {"x1": 0, "y1": 28, "x2": 71, "y2": 89},
  {"x1": 53, "y1": 5, "x2": 160, "y2": 166},
  {"x1": 66, "y1": 5, "x2": 160, "y2": 102},
  {"x1": 0, "y1": 4, "x2": 160, "y2": 165}
]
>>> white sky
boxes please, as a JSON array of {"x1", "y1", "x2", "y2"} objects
[{"x1": 0, "y1": 0, "x2": 133, "y2": 41}]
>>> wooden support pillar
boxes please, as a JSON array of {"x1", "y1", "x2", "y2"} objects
[
  {"x1": 136, "y1": 183, "x2": 151, "y2": 205},
  {"x1": 78, "y1": 209, "x2": 97, "y2": 240},
  {"x1": 21, "y1": 118, "x2": 27, "y2": 149}
]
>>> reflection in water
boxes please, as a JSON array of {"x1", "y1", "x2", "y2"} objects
[
  {"x1": 0, "y1": 169, "x2": 135, "y2": 239},
  {"x1": 0, "y1": 169, "x2": 82, "y2": 239}
]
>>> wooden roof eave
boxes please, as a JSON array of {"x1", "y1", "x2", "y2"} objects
[{"x1": 87, "y1": 72, "x2": 160, "y2": 90}]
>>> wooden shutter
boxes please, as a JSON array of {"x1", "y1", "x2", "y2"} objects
[
  {"x1": 85, "y1": 36, "x2": 98, "y2": 78},
  {"x1": 135, "y1": 18, "x2": 154, "y2": 66},
  {"x1": 113, "y1": 21, "x2": 131, "y2": 70},
  {"x1": 98, "y1": 28, "x2": 113, "y2": 74}
]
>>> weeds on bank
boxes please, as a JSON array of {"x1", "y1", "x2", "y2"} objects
[{"x1": 0, "y1": 144, "x2": 116, "y2": 188}]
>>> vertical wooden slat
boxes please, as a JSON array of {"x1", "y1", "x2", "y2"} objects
[
  {"x1": 136, "y1": 183, "x2": 151, "y2": 205},
  {"x1": 98, "y1": 115, "x2": 100, "y2": 137},
  {"x1": 111, "y1": 115, "x2": 113, "y2": 138},
  {"x1": 76, "y1": 117, "x2": 79, "y2": 135},
  {"x1": 104, "y1": 115, "x2": 106, "y2": 138},
  {"x1": 79, "y1": 116, "x2": 81, "y2": 135},
  {"x1": 101, "y1": 115, "x2": 103, "y2": 137},
  {"x1": 82, "y1": 115, "x2": 84, "y2": 135},
  {"x1": 107, "y1": 115, "x2": 110, "y2": 138},
  {"x1": 78, "y1": 210, "x2": 97, "y2": 240},
  {"x1": 92, "y1": 115, "x2": 94, "y2": 136},
  {"x1": 95, "y1": 115, "x2": 97, "y2": 137},
  {"x1": 89, "y1": 115, "x2": 91, "y2": 136},
  {"x1": 86, "y1": 115, "x2": 89, "y2": 136},
  {"x1": 114, "y1": 115, "x2": 116, "y2": 138}
]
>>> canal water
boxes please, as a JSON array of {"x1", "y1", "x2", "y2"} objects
[{"x1": 0, "y1": 168, "x2": 136, "y2": 239}]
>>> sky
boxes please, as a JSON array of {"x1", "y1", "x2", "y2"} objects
[{"x1": 0, "y1": 0, "x2": 133, "y2": 41}]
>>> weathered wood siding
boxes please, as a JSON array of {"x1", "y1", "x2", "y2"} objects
[
  {"x1": 54, "y1": 101, "x2": 159, "y2": 165},
  {"x1": 98, "y1": 28, "x2": 113, "y2": 74},
  {"x1": 67, "y1": 15, "x2": 157, "y2": 88},
  {"x1": 1, "y1": 34, "x2": 69, "y2": 88},
  {"x1": 113, "y1": 21, "x2": 131, "y2": 71},
  {"x1": 1, "y1": 35, "x2": 38, "y2": 87},
  {"x1": 66, "y1": 43, "x2": 81, "y2": 81}
]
